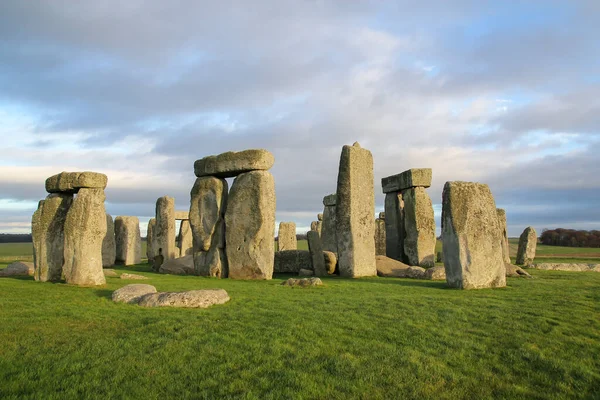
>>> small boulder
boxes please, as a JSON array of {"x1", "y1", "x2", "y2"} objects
[
  {"x1": 323, "y1": 251, "x2": 337, "y2": 275},
  {"x1": 424, "y1": 266, "x2": 446, "y2": 280},
  {"x1": 112, "y1": 284, "x2": 157, "y2": 304},
  {"x1": 159, "y1": 255, "x2": 195, "y2": 275},
  {"x1": 0, "y1": 261, "x2": 34, "y2": 277},
  {"x1": 137, "y1": 289, "x2": 230, "y2": 308},
  {"x1": 103, "y1": 269, "x2": 119, "y2": 277},
  {"x1": 120, "y1": 273, "x2": 149, "y2": 280},
  {"x1": 281, "y1": 277, "x2": 323, "y2": 287}
]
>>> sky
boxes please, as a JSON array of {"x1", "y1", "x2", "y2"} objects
[{"x1": 0, "y1": 1, "x2": 599, "y2": 237}]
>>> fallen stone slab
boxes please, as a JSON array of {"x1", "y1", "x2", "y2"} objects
[
  {"x1": 505, "y1": 264, "x2": 532, "y2": 278},
  {"x1": 137, "y1": 289, "x2": 230, "y2": 308},
  {"x1": 530, "y1": 263, "x2": 600, "y2": 272},
  {"x1": 382, "y1": 168, "x2": 432, "y2": 193},
  {"x1": 274, "y1": 250, "x2": 312, "y2": 273},
  {"x1": 112, "y1": 284, "x2": 157, "y2": 304},
  {"x1": 45, "y1": 171, "x2": 108, "y2": 193},
  {"x1": 103, "y1": 269, "x2": 119, "y2": 277},
  {"x1": 376, "y1": 255, "x2": 411, "y2": 277},
  {"x1": 194, "y1": 149, "x2": 274, "y2": 178},
  {"x1": 159, "y1": 255, "x2": 196, "y2": 275},
  {"x1": 281, "y1": 277, "x2": 323, "y2": 287},
  {"x1": 120, "y1": 273, "x2": 149, "y2": 280},
  {"x1": 0, "y1": 261, "x2": 34, "y2": 277}
]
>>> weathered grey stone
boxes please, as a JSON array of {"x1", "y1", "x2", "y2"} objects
[
  {"x1": 316, "y1": 220, "x2": 322, "y2": 236},
  {"x1": 403, "y1": 187, "x2": 436, "y2": 267},
  {"x1": 103, "y1": 269, "x2": 119, "y2": 277},
  {"x1": 374, "y1": 217, "x2": 386, "y2": 256},
  {"x1": 531, "y1": 263, "x2": 600, "y2": 272},
  {"x1": 376, "y1": 255, "x2": 411, "y2": 277},
  {"x1": 178, "y1": 220, "x2": 193, "y2": 257},
  {"x1": 384, "y1": 192, "x2": 406, "y2": 263},
  {"x1": 335, "y1": 142, "x2": 376, "y2": 278},
  {"x1": 516, "y1": 226, "x2": 537, "y2": 266},
  {"x1": 298, "y1": 269, "x2": 314, "y2": 277},
  {"x1": 120, "y1": 273, "x2": 149, "y2": 280},
  {"x1": 278, "y1": 222, "x2": 297, "y2": 251},
  {"x1": 441, "y1": 181, "x2": 506, "y2": 289},
  {"x1": 323, "y1": 251, "x2": 337, "y2": 275},
  {"x1": 174, "y1": 210, "x2": 190, "y2": 220},
  {"x1": 505, "y1": 263, "x2": 532, "y2": 278},
  {"x1": 138, "y1": 289, "x2": 230, "y2": 308},
  {"x1": 226, "y1": 171, "x2": 275, "y2": 280},
  {"x1": 159, "y1": 255, "x2": 196, "y2": 275},
  {"x1": 114, "y1": 216, "x2": 142, "y2": 266},
  {"x1": 321, "y1": 202, "x2": 337, "y2": 254},
  {"x1": 381, "y1": 168, "x2": 432, "y2": 194},
  {"x1": 194, "y1": 149, "x2": 274, "y2": 178},
  {"x1": 317, "y1": 213, "x2": 323, "y2": 221},
  {"x1": 112, "y1": 284, "x2": 157, "y2": 304},
  {"x1": 323, "y1": 194, "x2": 337, "y2": 206},
  {"x1": 45, "y1": 171, "x2": 108, "y2": 193},
  {"x1": 102, "y1": 214, "x2": 116, "y2": 267},
  {"x1": 155, "y1": 196, "x2": 176, "y2": 262},
  {"x1": 189, "y1": 177, "x2": 228, "y2": 277},
  {"x1": 63, "y1": 188, "x2": 107, "y2": 286},
  {"x1": 379, "y1": 212, "x2": 385, "y2": 219},
  {"x1": 310, "y1": 221, "x2": 318, "y2": 232},
  {"x1": 146, "y1": 218, "x2": 156, "y2": 262},
  {"x1": 497, "y1": 209, "x2": 511, "y2": 264},
  {"x1": 274, "y1": 250, "x2": 312, "y2": 273},
  {"x1": 307, "y1": 230, "x2": 326, "y2": 277},
  {"x1": 281, "y1": 277, "x2": 323, "y2": 287},
  {"x1": 0, "y1": 261, "x2": 34, "y2": 277},
  {"x1": 33, "y1": 194, "x2": 73, "y2": 282}
]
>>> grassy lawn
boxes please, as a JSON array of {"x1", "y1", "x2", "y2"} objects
[{"x1": 1, "y1": 244, "x2": 600, "y2": 399}]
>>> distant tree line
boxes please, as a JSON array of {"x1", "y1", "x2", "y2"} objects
[
  {"x1": 540, "y1": 228, "x2": 600, "y2": 248},
  {"x1": 0, "y1": 233, "x2": 32, "y2": 243}
]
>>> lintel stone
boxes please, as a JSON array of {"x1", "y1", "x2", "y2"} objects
[{"x1": 382, "y1": 168, "x2": 431, "y2": 193}]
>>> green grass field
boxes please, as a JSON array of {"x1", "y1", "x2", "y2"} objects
[{"x1": 1, "y1": 243, "x2": 599, "y2": 399}]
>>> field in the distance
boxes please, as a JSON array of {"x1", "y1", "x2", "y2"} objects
[{"x1": 1, "y1": 243, "x2": 599, "y2": 399}]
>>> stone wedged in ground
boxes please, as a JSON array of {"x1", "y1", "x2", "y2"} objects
[
  {"x1": 159, "y1": 255, "x2": 195, "y2": 275},
  {"x1": 194, "y1": 149, "x2": 274, "y2": 178},
  {"x1": 112, "y1": 284, "x2": 157, "y2": 304},
  {"x1": 281, "y1": 277, "x2": 323, "y2": 287},
  {"x1": 530, "y1": 263, "x2": 600, "y2": 272},
  {"x1": 45, "y1": 171, "x2": 108, "y2": 193},
  {"x1": 120, "y1": 273, "x2": 149, "y2": 280},
  {"x1": 137, "y1": 289, "x2": 230, "y2": 308},
  {"x1": 381, "y1": 168, "x2": 432, "y2": 193},
  {"x1": 505, "y1": 263, "x2": 533, "y2": 278},
  {"x1": 0, "y1": 261, "x2": 34, "y2": 277},
  {"x1": 274, "y1": 250, "x2": 312, "y2": 273}
]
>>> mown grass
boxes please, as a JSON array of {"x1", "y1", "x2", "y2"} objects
[{"x1": 1, "y1": 244, "x2": 600, "y2": 399}]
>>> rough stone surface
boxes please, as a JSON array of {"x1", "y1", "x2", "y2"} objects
[
  {"x1": 0, "y1": 261, "x2": 34, "y2": 277},
  {"x1": 146, "y1": 218, "x2": 156, "y2": 262},
  {"x1": 189, "y1": 177, "x2": 228, "y2": 277},
  {"x1": 120, "y1": 273, "x2": 149, "y2": 280},
  {"x1": 382, "y1": 168, "x2": 432, "y2": 194},
  {"x1": 323, "y1": 194, "x2": 337, "y2": 206},
  {"x1": 505, "y1": 263, "x2": 532, "y2": 278},
  {"x1": 155, "y1": 196, "x2": 177, "y2": 262},
  {"x1": 531, "y1": 263, "x2": 600, "y2": 272},
  {"x1": 174, "y1": 211, "x2": 190, "y2": 220},
  {"x1": 298, "y1": 268, "x2": 314, "y2": 277},
  {"x1": 441, "y1": 181, "x2": 506, "y2": 289},
  {"x1": 335, "y1": 143, "x2": 376, "y2": 277},
  {"x1": 114, "y1": 216, "x2": 142, "y2": 266},
  {"x1": 307, "y1": 230, "x2": 326, "y2": 277},
  {"x1": 194, "y1": 149, "x2": 274, "y2": 178},
  {"x1": 102, "y1": 214, "x2": 116, "y2": 267},
  {"x1": 274, "y1": 250, "x2": 312, "y2": 273},
  {"x1": 379, "y1": 212, "x2": 385, "y2": 219},
  {"x1": 45, "y1": 171, "x2": 108, "y2": 193},
  {"x1": 374, "y1": 217, "x2": 386, "y2": 256},
  {"x1": 226, "y1": 171, "x2": 275, "y2": 280},
  {"x1": 63, "y1": 188, "x2": 107, "y2": 286},
  {"x1": 103, "y1": 269, "x2": 119, "y2": 277},
  {"x1": 403, "y1": 187, "x2": 436, "y2": 267},
  {"x1": 516, "y1": 226, "x2": 537, "y2": 266},
  {"x1": 321, "y1": 203, "x2": 337, "y2": 254},
  {"x1": 112, "y1": 284, "x2": 157, "y2": 304},
  {"x1": 424, "y1": 266, "x2": 446, "y2": 280},
  {"x1": 178, "y1": 220, "x2": 193, "y2": 257},
  {"x1": 497, "y1": 209, "x2": 511, "y2": 264},
  {"x1": 323, "y1": 251, "x2": 337, "y2": 275},
  {"x1": 278, "y1": 222, "x2": 297, "y2": 251},
  {"x1": 32, "y1": 194, "x2": 73, "y2": 282},
  {"x1": 317, "y1": 213, "x2": 323, "y2": 221},
  {"x1": 281, "y1": 277, "x2": 323, "y2": 287},
  {"x1": 384, "y1": 192, "x2": 406, "y2": 263},
  {"x1": 316, "y1": 221, "x2": 322, "y2": 236},
  {"x1": 137, "y1": 289, "x2": 230, "y2": 308},
  {"x1": 376, "y1": 255, "x2": 411, "y2": 277},
  {"x1": 159, "y1": 255, "x2": 196, "y2": 275},
  {"x1": 310, "y1": 221, "x2": 318, "y2": 232}
]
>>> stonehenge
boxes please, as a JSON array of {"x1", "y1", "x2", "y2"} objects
[
  {"x1": 335, "y1": 142, "x2": 376, "y2": 278},
  {"x1": 278, "y1": 222, "x2": 297, "y2": 251},
  {"x1": 382, "y1": 168, "x2": 435, "y2": 267},
  {"x1": 516, "y1": 226, "x2": 537, "y2": 266},
  {"x1": 375, "y1": 212, "x2": 386, "y2": 256},
  {"x1": 114, "y1": 216, "x2": 142, "y2": 265},
  {"x1": 32, "y1": 172, "x2": 108, "y2": 286},
  {"x1": 441, "y1": 181, "x2": 506, "y2": 289}
]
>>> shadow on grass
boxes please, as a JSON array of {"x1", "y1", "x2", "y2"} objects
[
  {"x1": 94, "y1": 289, "x2": 114, "y2": 299},
  {"x1": 352, "y1": 277, "x2": 450, "y2": 289}
]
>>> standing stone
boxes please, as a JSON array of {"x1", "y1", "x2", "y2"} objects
[
  {"x1": 317, "y1": 213, "x2": 323, "y2": 221},
  {"x1": 316, "y1": 220, "x2": 322, "y2": 236},
  {"x1": 102, "y1": 214, "x2": 116, "y2": 267},
  {"x1": 147, "y1": 218, "x2": 156, "y2": 262},
  {"x1": 226, "y1": 171, "x2": 275, "y2": 280},
  {"x1": 497, "y1": 209, "x2": 511, "y2": 264},
  {"x1": 32, "y1": 194, "x2": 73, "y2": 282},
  {"x1": 63, "y1": 188, "x2": 106, "y2": 286},
  {"x1": 310, "y1": 221, "x2": 318, "y2": 232},
  {"x1": 307, "y1": 230, "x2": 326, "y2": 277},
  {"x1": 374, "y1": 215, "x2": 386, "y2": 256},
  {"x1": 441, "y1": 181, "x2": 506, "y2": 289},
  {"x1": 516, "y1": 226, "x2": 537, "y2": 266},
  {"x1": 114, "y1": 216, "x2": 142, "y2": 265},
  {"x1": 189, "y1": 177, "x2": 228, "y2": 277},
  {"x1": 335, "y1": 142, "x2": 376, "y2": 277},
  {"x1": 155, "y1": 196, "x2": 176, "y2": 263},
  {"x1": 321, "y1": 194, "x2": 337, "y2": 254},
  {"x1": 278, "y1": 222, "x2": 297, "y2": 251},
  {"x1": 402, "y1": 187, "x2": 436, "y2": 267},
  {"x1": 384, "y1": 192, "x2": 406, "y2": 262},
  {"x1": 178, "y1": 220, "x2": 194, "y2": 257}
]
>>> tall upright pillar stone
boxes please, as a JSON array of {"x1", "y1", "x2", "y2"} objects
[
  {"x1": 114, "y1": 216, "x2": 142, "y2": 265},
  {"x1": 156, "y1": 196, "x2": 176, "y2": 262},
  {"x1": 375, "y1": 212, "x2": 386, "y2": 256},
  {"x1": 321, "y1": 194, "x2": 337, "y2": 254},
  {"x1": 516, "y1": 226, "x2": 537, "y2": 266},
  {"x1": 278, "y1": 222, "x2": 297, "y2": 251},
  {"x1": 147, "y1": 218, "x2": 156, "y2": 262},
  {"x1": 335, "y1": 142, "x2": 376, "y2": 278},
  {"x1": 497, "y1": 209, "x2": 511, "y2": 264},
  {"x1": 102, "y1": 213, "x2": 116, "y2": 267},
  {"x1": 178, "y1": 220, "x2": 193, "y2": 257}
]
